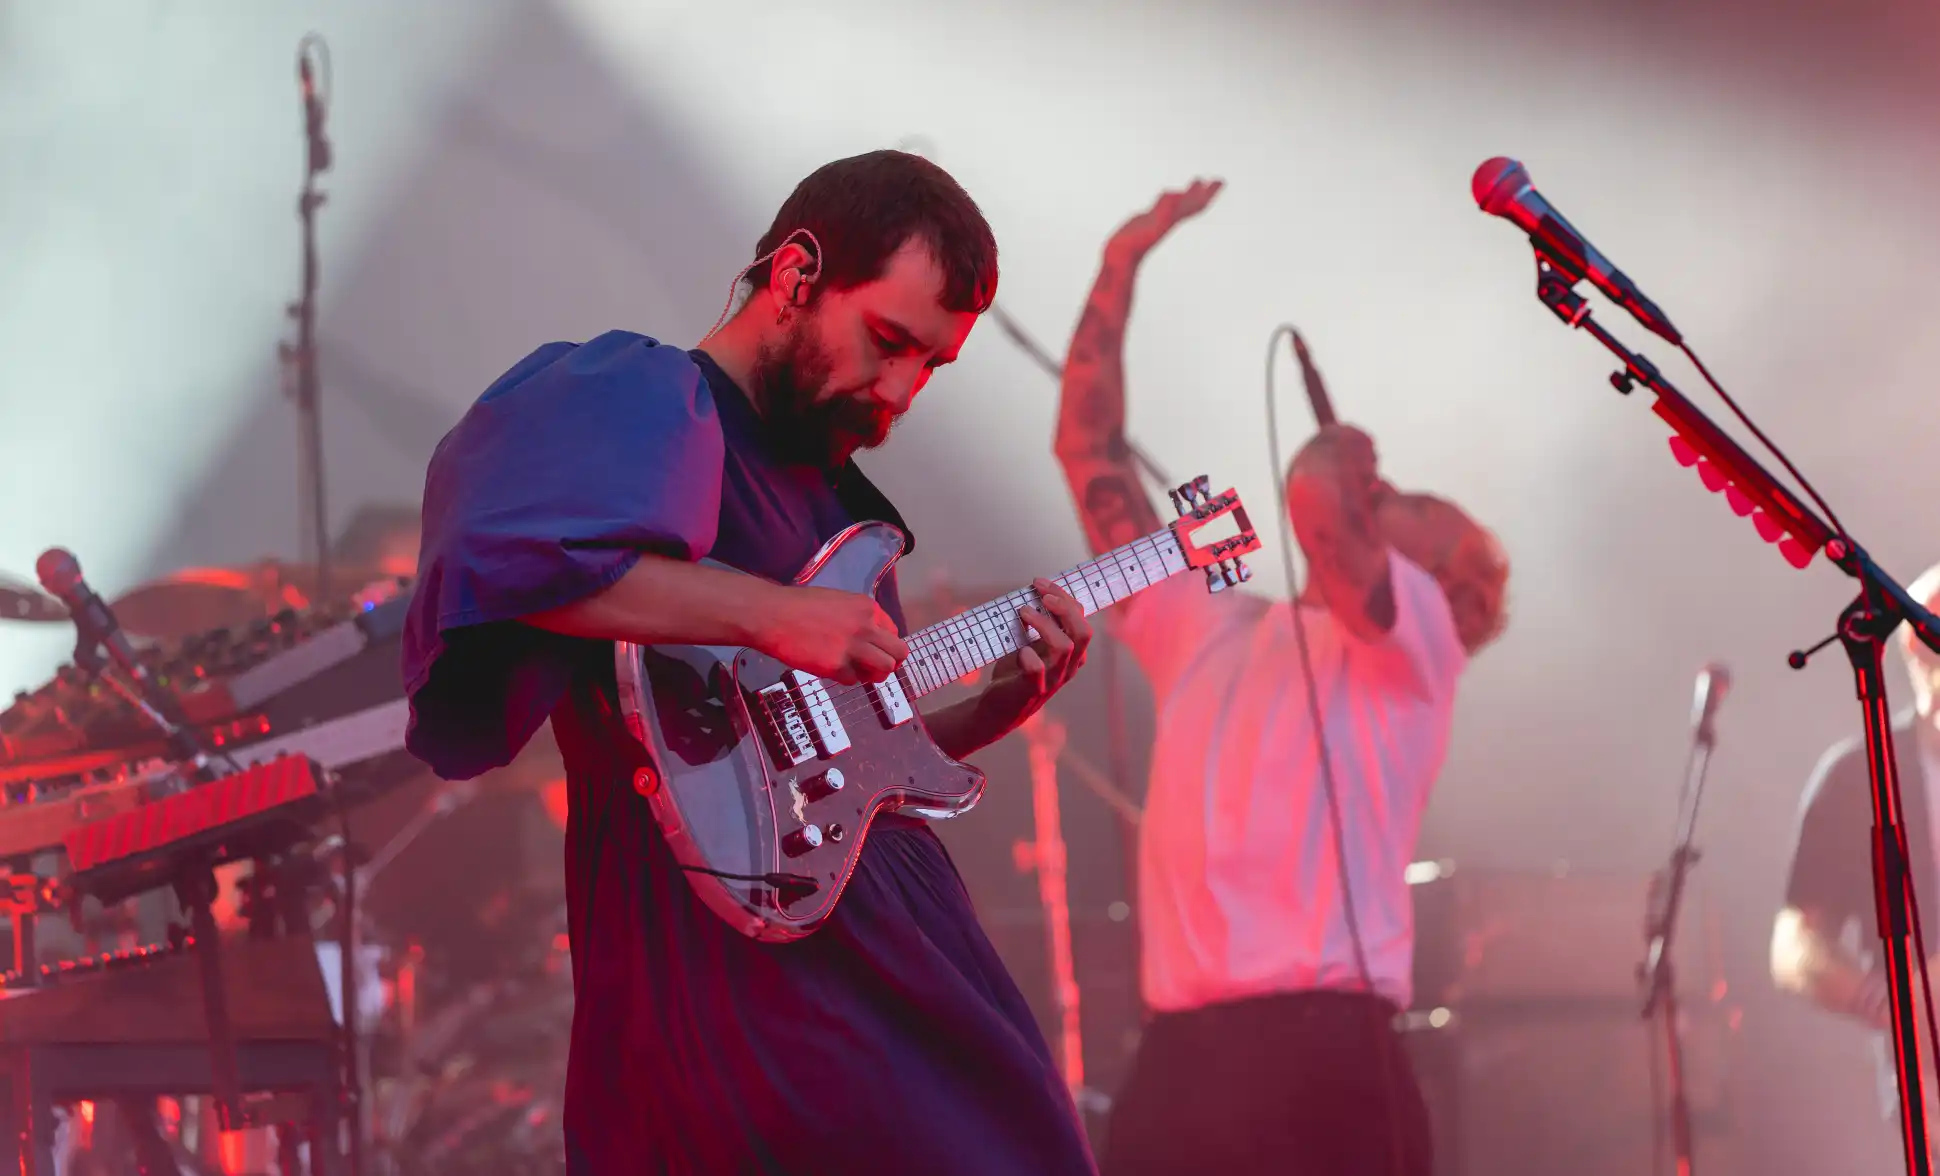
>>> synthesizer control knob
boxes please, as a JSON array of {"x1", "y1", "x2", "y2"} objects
[
  {"x1": 782, "y1": 825, "x2": 825, "y2": 857},
  {"x1": 804, "y1": 768, "x2": 846, "y2": 800}
]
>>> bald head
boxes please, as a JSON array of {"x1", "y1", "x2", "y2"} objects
[{"x1": 1379, "y1": 492, "x2": 1511, "y2": 654}]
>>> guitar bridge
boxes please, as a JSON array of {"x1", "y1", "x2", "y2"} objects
[
  {"x1": 757, "y1": 683, "x2": 816, "y2": 768},
  {"x1": 784, "y1": 670, "x2": 851, "y2": 757}
]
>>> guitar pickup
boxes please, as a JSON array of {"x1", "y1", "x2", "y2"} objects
[
  {"x1": 757, "y1": 683, "x2": 816, "y2": 768},
  {"x1": 785, "y1": 671, "x2": 851, "y2": 757},
  {"x1": 867, "y1": 674, "x2": 915, "y2": 728}
]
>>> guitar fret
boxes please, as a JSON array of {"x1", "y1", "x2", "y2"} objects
[
  {"x1": 900, "y1": 525, "x2": 1197, "y2": 700},
  {"x1": 970, "y1": 605, "x2": 1002, "y2": 665},
  {"x1": 988, "y1": 600, "x2": 1020, "y2": 658},
  {"x1": 949, "y1": 614, "x2": 979, "y2": 679},
  {"x1": 1061, "y1": 572, "x2": 1099, "y2": 616}
]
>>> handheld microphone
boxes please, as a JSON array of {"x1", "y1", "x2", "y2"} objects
[
  {"x1": 1471, "y1": 157, "x2": 1682, "y2": 346},
  {"x1": 1290, "y1": 330, "x2": 1336, "y2": 427},
  {"x1": 1691, "y1": 662, "x2": 1730, "y2": 745},
  {"x1": 299, "y1": 48, "x2": 332, "y2": 174}
]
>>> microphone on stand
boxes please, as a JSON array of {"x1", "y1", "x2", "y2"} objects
[
  {"x1": 299, "y1": 43, "x2": 333, "y2": 175},
  {"x1": 1691, "y1": 662, "x2": 1730, "y2": 746},
  {"x1": 1471, "y1": 157, "x2": 1681, "y2": 346},
  {"x1": 37, "y1": 548, "x2": 225, "y2": 769},
  {"x1": 36, "y1": 548, "x2": 160, "y2": 697}
]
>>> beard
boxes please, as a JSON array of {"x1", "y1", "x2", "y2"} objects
[{"x1": 749, "y1": 317, "x2": 897, "y2": 467}]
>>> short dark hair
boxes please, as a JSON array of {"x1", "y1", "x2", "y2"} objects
[{"x1": 746, "y1": 150, "x2": 998, "y2": 314}]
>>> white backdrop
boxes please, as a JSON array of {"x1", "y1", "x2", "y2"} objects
[{"x1": 4, "y1": 1, "x2": 1939, "y2": 1168}]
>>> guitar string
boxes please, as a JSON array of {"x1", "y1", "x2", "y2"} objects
[
  {"x1": 780, "y1": 540, "x2": 1172, "y2": 727},
  {"x1": 751, "y1": 531, "x2": 1193, "y2": 740},
  {"x1": 761, "y1": 533, "x2": 1184, "y2": 735}
]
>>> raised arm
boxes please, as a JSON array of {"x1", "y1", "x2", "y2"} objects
[{"x1": 1054, "y1": 180, "x2": 1222, "y2": 556}]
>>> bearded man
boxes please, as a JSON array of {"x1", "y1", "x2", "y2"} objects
[{"x1": 402, "y1": 151, "x2": 1099, "y2": 1175}]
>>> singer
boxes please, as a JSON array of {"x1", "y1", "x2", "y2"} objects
[
  {"x1": 401, "y1": 151, "x2": 1097, "y2": 1175},
  {"x1": 1774, "y1": 559, "x2": 1940, "y2": 1121},
  {"x1": 1053, "y1": 180, "x2": 1511, "y2": 1176}
]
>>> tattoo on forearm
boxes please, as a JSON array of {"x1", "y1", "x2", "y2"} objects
[
  {"x1": 1056, "y1": 251, "x2": 1154, "y2": 558},
  {"x1": 1079, "y1": 472, "x2": 1162, "y2": 553},
  {"x1": 1067, "y1": 313, "x2": 1124, "y2": 371}
]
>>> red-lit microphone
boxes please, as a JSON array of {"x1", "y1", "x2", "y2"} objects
[{"x1": 1472, "y1": 157, "x2": 1681, "y2": 346}]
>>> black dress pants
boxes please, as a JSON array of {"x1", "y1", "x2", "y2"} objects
[{"x1": 1101, "y1": 990, "x2": 1432, "y2": 1176}]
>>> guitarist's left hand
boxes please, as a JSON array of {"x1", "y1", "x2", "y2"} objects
[
  {"x1": 1006, "y1": 578, "x2": 1093, "y2": 707},
  {"x1": 926, "y1": 579, "x2": 1093, "y2": 759}
]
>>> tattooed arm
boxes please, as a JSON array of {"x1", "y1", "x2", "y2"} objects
[{"x1": 1054, "y1": 181, "x2": 1223, "y2": 557}]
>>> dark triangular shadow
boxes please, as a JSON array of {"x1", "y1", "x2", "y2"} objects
[
  {"x1": 140, "y1": 0, "x2": 757, "y2": 570},
  {"x1": 139, "y1": 0, "x2": 1025, "y2": 588}
]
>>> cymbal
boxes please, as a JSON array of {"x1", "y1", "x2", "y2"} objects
[
  {"x1": 110, "y1": 560, "x2": 396, "y2": 639},
  {"x1": 0, "y1": 574, "x2": 67, "y2": 623}
]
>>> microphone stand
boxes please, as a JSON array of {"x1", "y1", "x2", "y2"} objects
[
  {"x1": 1527, "y1": 253, "x2": 1940, "y2": 1176},
  {"x1": 985, "y1": 300, "x2": 1155, "y2": 931},
  {"x1": 282, "y1": 35, "x2": 333, "y2": 603},
  {"x1": 1639, "y1": 699, "x2": 1717, "y2": 1176},
  {"x1": 59, "y1": 616, "x2": 254, "y2": 1135}
]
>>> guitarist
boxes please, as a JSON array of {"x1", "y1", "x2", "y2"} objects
[
  {"x1": 1774, "y1": 560, "x2": 1940, "y2": 1131},
  {"x1": 401, "y1": 150, "x2": 1098, "y2": 1175},
  {"x1": 1053, "y1": 180, "x2": 1510, "y2": 1176}
]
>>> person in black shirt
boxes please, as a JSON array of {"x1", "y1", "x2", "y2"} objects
[
  {"x1": 401, "y1": 151, "x2": 1100, "y2": 1175},
  {"x1": 1775, "y1": 561, "x2": 1940, "y2": 1114}
]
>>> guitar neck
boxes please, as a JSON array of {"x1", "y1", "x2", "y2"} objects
[{"x1": 899, "y1": 527, "x2": 1192, "y2": 699}]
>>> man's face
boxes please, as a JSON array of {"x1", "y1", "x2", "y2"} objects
[{"x1": 751, "y1": 238, "x2": 977, "y2": 467}]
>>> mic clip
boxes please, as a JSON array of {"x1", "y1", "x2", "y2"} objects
[{"x1": 68, "y1": 631, "x2": 111, "y2": 681}]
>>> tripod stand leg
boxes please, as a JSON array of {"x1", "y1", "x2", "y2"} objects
[
  {"x1": 113, "y1": 1098, "x2": 185, "y2": 1176},
  {"x1": 174, "y1": 869, "x2": 246, "y2": 1131}
]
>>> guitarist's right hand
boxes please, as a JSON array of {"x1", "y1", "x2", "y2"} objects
[{"x1": 758, "y1": 585, "x2": 909, "y2": 685}]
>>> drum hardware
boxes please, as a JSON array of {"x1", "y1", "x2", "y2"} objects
[
  {"x1": 0, "y1": 574, "x2": 67, "y2": 624},
  {"x1": 107, "y1": 561, "x2": 400, "y2": 641},
  {"x1": 1015, "y1": 715, "x2": 1085, "y2": 1094}
]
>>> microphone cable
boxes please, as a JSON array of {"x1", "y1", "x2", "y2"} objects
[{"x1": 1266, "y1": 324, "x2": 1410, "y2": 1176}]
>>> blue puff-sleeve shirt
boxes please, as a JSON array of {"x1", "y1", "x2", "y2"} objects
[{"x1": 402, "y1": 331, "x2": 1096, "y2": 1175}]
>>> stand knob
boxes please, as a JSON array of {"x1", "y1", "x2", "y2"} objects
[{"x1": 782, "y1": 825, "x2": 825, "y2": 857}]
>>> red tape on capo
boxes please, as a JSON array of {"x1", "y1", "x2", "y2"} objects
[{"x1": 1652, "y1": 395, "x2": 1832, "y2": 570}]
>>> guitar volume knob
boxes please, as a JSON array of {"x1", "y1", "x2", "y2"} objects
[
  {"x1": 783, "y1": 825, "x2": 825, "y2": 857},
  {"x1": 804, "y1": 768, "x2": 846, "y2": 800}
]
